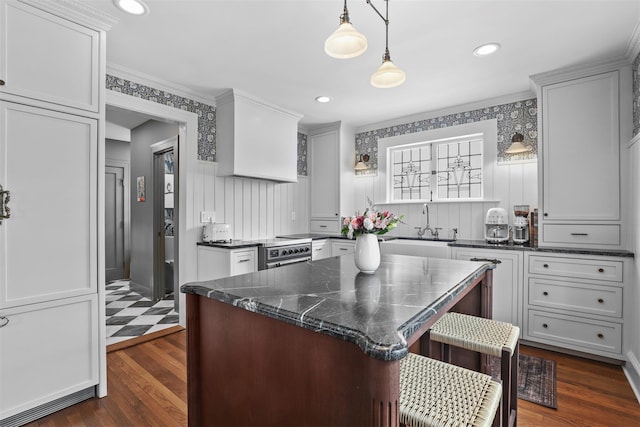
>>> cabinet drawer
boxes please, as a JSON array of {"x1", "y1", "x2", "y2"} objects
[
  {"x1": 528, "y1": 255, "x2": 622, "y2": 282},
  {"x1": 310, "y1": 219, "x2": 340, "y2": 234},
  {"x1": 527, "y1": 310, "x2": 621, "y2": 354},
  {"x1": 528, "y1": 278, "x2": 622, "y2": 318},
  {"x1": 332, "y1": 241, "x2": 355, "y2": 256},
  {"x1": 231, "y1": 250, "x2": 256, "y2": 276},
  {"x1": 542, "y1": 224, "x2": 620, "y2": 246}
]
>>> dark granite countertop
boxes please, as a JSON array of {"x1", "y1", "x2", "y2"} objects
[
  {"x1": 449, "y1": 239, "x2": 634, "y2": 257},
  {"x1": 181, "y1": 254, "x2": 491, "y2": 361},
  {"x1": 197, "y1": 240, "x2": 262, "y2": 249}
]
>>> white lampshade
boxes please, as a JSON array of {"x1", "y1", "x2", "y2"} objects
[
  {"x1": 370, "y1": 59, "x2": 406, "y2": 88},
  {"x1": 505, "y1": 140, "x2": 531, "y2": 154},
  {"x1": 324, "y1": 22, "x2": 368, "y2": 59}
]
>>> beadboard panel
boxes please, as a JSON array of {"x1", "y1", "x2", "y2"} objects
[
  {"x1": 194, "y1": 161, "x2": 309, "y2": 241},
  {"x1": 352, "y1": 161, "x2": 537, "y2": 241}
]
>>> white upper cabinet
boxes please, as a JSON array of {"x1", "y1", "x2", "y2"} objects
[
  {"x1": 0, "y1": 1, "x2": 100, "y2": 112},
  {"x1": 215, "y1": 89, "x2": 302, "y2": 183},
  {"x1": 533, "y1": 64, "x2": 630, "y2": 249}
]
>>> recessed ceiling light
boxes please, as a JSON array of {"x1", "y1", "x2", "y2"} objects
[
  {"x1": 113, "y1": 0, "x2": 149, "y2": 16},
  {"x1": 315, "y1": 96, "x2": 331, "y2": 103},
  {"x1": 473, "y1": 42, "x2": 501, "y2": 57}
]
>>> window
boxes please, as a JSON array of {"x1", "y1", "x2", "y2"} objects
[{"x1": 389, "y1": 136, "x2": 483, "y2": 202}]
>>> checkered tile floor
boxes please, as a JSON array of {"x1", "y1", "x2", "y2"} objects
[{"x1": 106, "y1": 280, "x2": 179, "y2": 346}]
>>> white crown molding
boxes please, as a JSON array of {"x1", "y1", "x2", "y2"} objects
[
  {"x1": 627, "y1": 131, "x2": 640, "y2": 149},
  {"x1": 355, "y1": 90, "x2": 535, "y2": 134},
  {"x1": 530, "y1": 56, "x2": 631, "y2": 90},
  {"x1": 625, "y1": 20, "x2": 640, "y2": 63},
  {"x1": 106, "y1": 63, "x2": 218, "y2": 107},
  {"x1": 19, "y1": 0, "x2": 117, "y2": 31},
  {"x1": 215, "y1": 89, "x2": 303, "y2": 120}
]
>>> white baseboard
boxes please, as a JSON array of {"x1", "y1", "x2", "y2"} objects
[{"x1": 623, "y1": 351, "x2": 640, "y2": 404}]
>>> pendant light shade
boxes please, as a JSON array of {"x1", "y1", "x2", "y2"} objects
[
  {"x1": 325, "y1": 22, "x2": 368, "y2": 59},
  {"x1": 324, "y1": 1, "x2": 368, "y2": 59},
  {"x1": 370, "y1": 55, "x2": 406, "y2": 88}
]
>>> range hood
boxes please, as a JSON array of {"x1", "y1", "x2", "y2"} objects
[{"x1": 215, "y1": 89, "x2": 303, "y2": 183}]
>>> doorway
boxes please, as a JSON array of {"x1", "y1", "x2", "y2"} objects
[
  {"x1": 152, "y1": 136, "x2": 179, "y2": 310},
  {"x1": 105, "y1": 164, "x2": 125, "y2": 282}
]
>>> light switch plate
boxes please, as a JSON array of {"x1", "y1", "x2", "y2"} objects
[{"x1": 200, "y1": 211, "x2": 215, "y2": 223}]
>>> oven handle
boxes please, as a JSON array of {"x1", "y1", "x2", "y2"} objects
[{"x1": 266, "y1": 256, "x2": 311, "y2": 269}]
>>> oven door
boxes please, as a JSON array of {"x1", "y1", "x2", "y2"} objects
[{"x1": 263, "y1": 256, "x2": 311, "y2": 270}]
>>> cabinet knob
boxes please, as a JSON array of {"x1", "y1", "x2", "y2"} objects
[
  {"x1": 543, "y1": 263, "x2": 549, "y2": 268},
  {"x1": 543, "y1": 212, "x2": 548, "y2": 217},
  {"x1": 0, "y1": 315, "x2": 9, "y2": 328},
  {"x1": 543, "y1": 291, "x2": 549, "y2": 296},
  {"x1": 542, "y1": 323, "x2": 548, "y2": 328},
  {"x1": 0, "y1": 79, "x2": 5, "y2": 86},
  {"x1": 597, "y1": 333, "x2": 604, "y2": 339},
  {"x1": 598, "y1": 268, "x2": 604, "y2": 273},
  {"x1": 598, "y1": 298, "x2": 604, "y2": 304}
]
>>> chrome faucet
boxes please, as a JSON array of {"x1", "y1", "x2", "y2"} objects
[{"x1": 415, "y1": 203, "x2": 438, "y2": 239}]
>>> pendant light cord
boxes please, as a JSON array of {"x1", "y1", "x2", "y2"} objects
[{"x1": 367, "y1": 0, "x2": 391, "y2": 60}]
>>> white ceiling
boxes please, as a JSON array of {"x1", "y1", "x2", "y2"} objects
[{"x1": 93, "y1": 0, "x2": 640, "y2": 129}]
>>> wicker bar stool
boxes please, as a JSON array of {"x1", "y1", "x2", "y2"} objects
[
  {"x1": 427, "y1": 312, "x2": 520, "y2": 427},
  {"x1": 400, "y1": 352, "x2": 502, "y2": 427}
]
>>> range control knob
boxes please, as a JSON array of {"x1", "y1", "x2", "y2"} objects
[
  {"x1": 281, "y1": 249, "x2": 288, "y2": 256},
  {"x1": 305, "y1": 247, "x2": 310, "y2": 252}
]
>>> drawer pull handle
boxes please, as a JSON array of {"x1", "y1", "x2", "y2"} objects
[
  {"x1": 598, "y1": 268, "x2": 605, "y2": 273},
  {"x1": 238, "y1": 259, "x2": 251, "y2": 263},
  {"x1": 0, "y1": 315, "x2": 8, "y2": 328},
  {"x1": 319, "y1": 225, "x2": 327, "y2": 228},
  {"x1": 543, "y1": 264, "x2": 549, "y2": 268},
  {"x1": 570, "y1": 233, "x2": 589, "y2": 236},
  {"x1": 0, "y1": 79, "x2": 5, "y2": 86},
  {"x1": 542, "y1": 323, "x2": 548, "y2": 329},
  {"x1": 339, "y1": 248, "x2": 348, "y2": 251},
  {"x1": 543, "y1": 291, "x2": 549, "y2": 296},
  {"x1": 597, "y1": 333, "x2": 604, "y2": 339},
  {"x1": 469, "y1": 257, "x2": 502, "y2": 264},
  {"x1": 598, "y1": 298, "x2": 604, "y2": 304}
]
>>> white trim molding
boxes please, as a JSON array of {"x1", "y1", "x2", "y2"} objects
[
  {"x1": 107, "y1": 63, "x2": 218, "y2": 107},
  {"x1": 19, "y1": 0, "x2": 117, "y2": 30},
  {"x1": 623, "y1": 351, "x2": 640, "y2": 404},
  {"x1": 626, "y1": 20, "x2": 640, "y2": 63}
]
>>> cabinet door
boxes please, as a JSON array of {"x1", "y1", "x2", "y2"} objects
[
  {"x1": 541, "y1": 71, "x2": 619, "y2": 221},
  {"x1": 309, "y1": 131, "x2": 339, "y2": 219},
  {"x1": 311, "y1": 240, "x2": 330, "y2": 260},
  {"x1": 454, "y1": 249, "x2": 522, "y2": 325},
  {"x1": 0, "y1": 295, "x2": 98, "y2": 419},
  {"x1": 0, "y1": 102, "x2": 97, "y2": 309},
  {"x1": 0, "y1": 1, "x2": 100, "y2": 112}
]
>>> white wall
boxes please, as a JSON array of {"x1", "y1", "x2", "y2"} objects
[
  {"x1": 350, "y1": 120, "x2": 538, "y2": 240},
  {"x1": 194, "y1": 161, "x2": 310, "y2": 241}
]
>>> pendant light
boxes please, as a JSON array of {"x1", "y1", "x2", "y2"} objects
[
  {"x1": 325, "y1": 0, "x2": 406, "y2": 88},
  {"x1": 370, "y1": 1, "x2": 405, "y2": 88},
  {"x1": 324, "y1": 0, "x2": 368, "y2": 59}
]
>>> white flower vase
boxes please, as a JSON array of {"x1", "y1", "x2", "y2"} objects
[{"x1": 354, "y1": 233, "x2": 380, "y2": 274}]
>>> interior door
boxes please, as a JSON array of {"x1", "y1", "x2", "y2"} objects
[{"x1": 105, "y1": 165, "x2": 124, "y2": 281}]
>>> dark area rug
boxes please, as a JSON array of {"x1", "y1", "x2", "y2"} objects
[{"x1": 489, "y1": 353, "x2": 557, "y2": 409}]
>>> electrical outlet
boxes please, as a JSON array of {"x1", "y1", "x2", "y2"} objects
[
  {"x1": 200, "y1": 211, "x2": 215, "y2": 223},
  {"x1": 291, "y1": 211, "x2": 296, "y2": 221}
]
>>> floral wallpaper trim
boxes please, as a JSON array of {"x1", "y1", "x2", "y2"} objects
[
  {"x1": 297, "y1": 132, "x2": 308, "y2": 176},
  {"x1": 354, "y1": 98, "x2": 538, "y2": 175},
  {"x1": 633, "y1": 53, "x2": 640, "y2": 137}
]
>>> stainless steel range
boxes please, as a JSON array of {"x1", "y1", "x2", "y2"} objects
[{"x1": 257, "y1": 238, "x2": 312, "y2": 270}]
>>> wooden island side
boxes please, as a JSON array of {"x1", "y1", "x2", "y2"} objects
[{"x1": 181, "y1": 254, "x2": 493, "y2": 427}]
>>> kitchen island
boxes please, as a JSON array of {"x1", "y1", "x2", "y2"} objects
[{"x1": 181, "y1": 254, "x2": 493, "y2": 427}]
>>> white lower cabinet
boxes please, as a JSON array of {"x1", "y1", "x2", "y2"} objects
[
  {"x1": 331, "y1": 240, "x2": 355, "y2": 256},
  {"x1": 523, "y1": 253, "x2": 629, "y2": 360},
  {"x1": 0, "y1": 295, "x2": 98, "y2": 419},
  {"x1": 311, "y1": 240, "x2": 331, "y2": 261},
  {"x1": 197, "y1": 246, "x2": 257, "y2": 281},
  {"x1": 452, "y1": 248, "x2": 522, "y2": 327}
]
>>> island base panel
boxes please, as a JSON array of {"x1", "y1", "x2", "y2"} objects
[{"x1": 187, "y1": 294, "x2": 400, "y2": 426}]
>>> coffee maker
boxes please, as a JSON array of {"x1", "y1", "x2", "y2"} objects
[
  {"x1": 513, "y1": 205, "x2": 530, "y2": 244},
  {"x1": 485, "y1": 208, "x2": 509, "y2": 243}
]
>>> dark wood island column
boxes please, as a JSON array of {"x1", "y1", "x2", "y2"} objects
[{"x1": 183, "y1": 254, "x2": 493, "y2": 426}]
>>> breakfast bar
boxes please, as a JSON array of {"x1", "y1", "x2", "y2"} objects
[{"x1": 181, "y1": 254, "x2": 493, "y2": 426}]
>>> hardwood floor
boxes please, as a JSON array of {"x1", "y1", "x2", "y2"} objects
[{"x1": 24, "y1": 330, "x2": 640, "y2": 426}]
